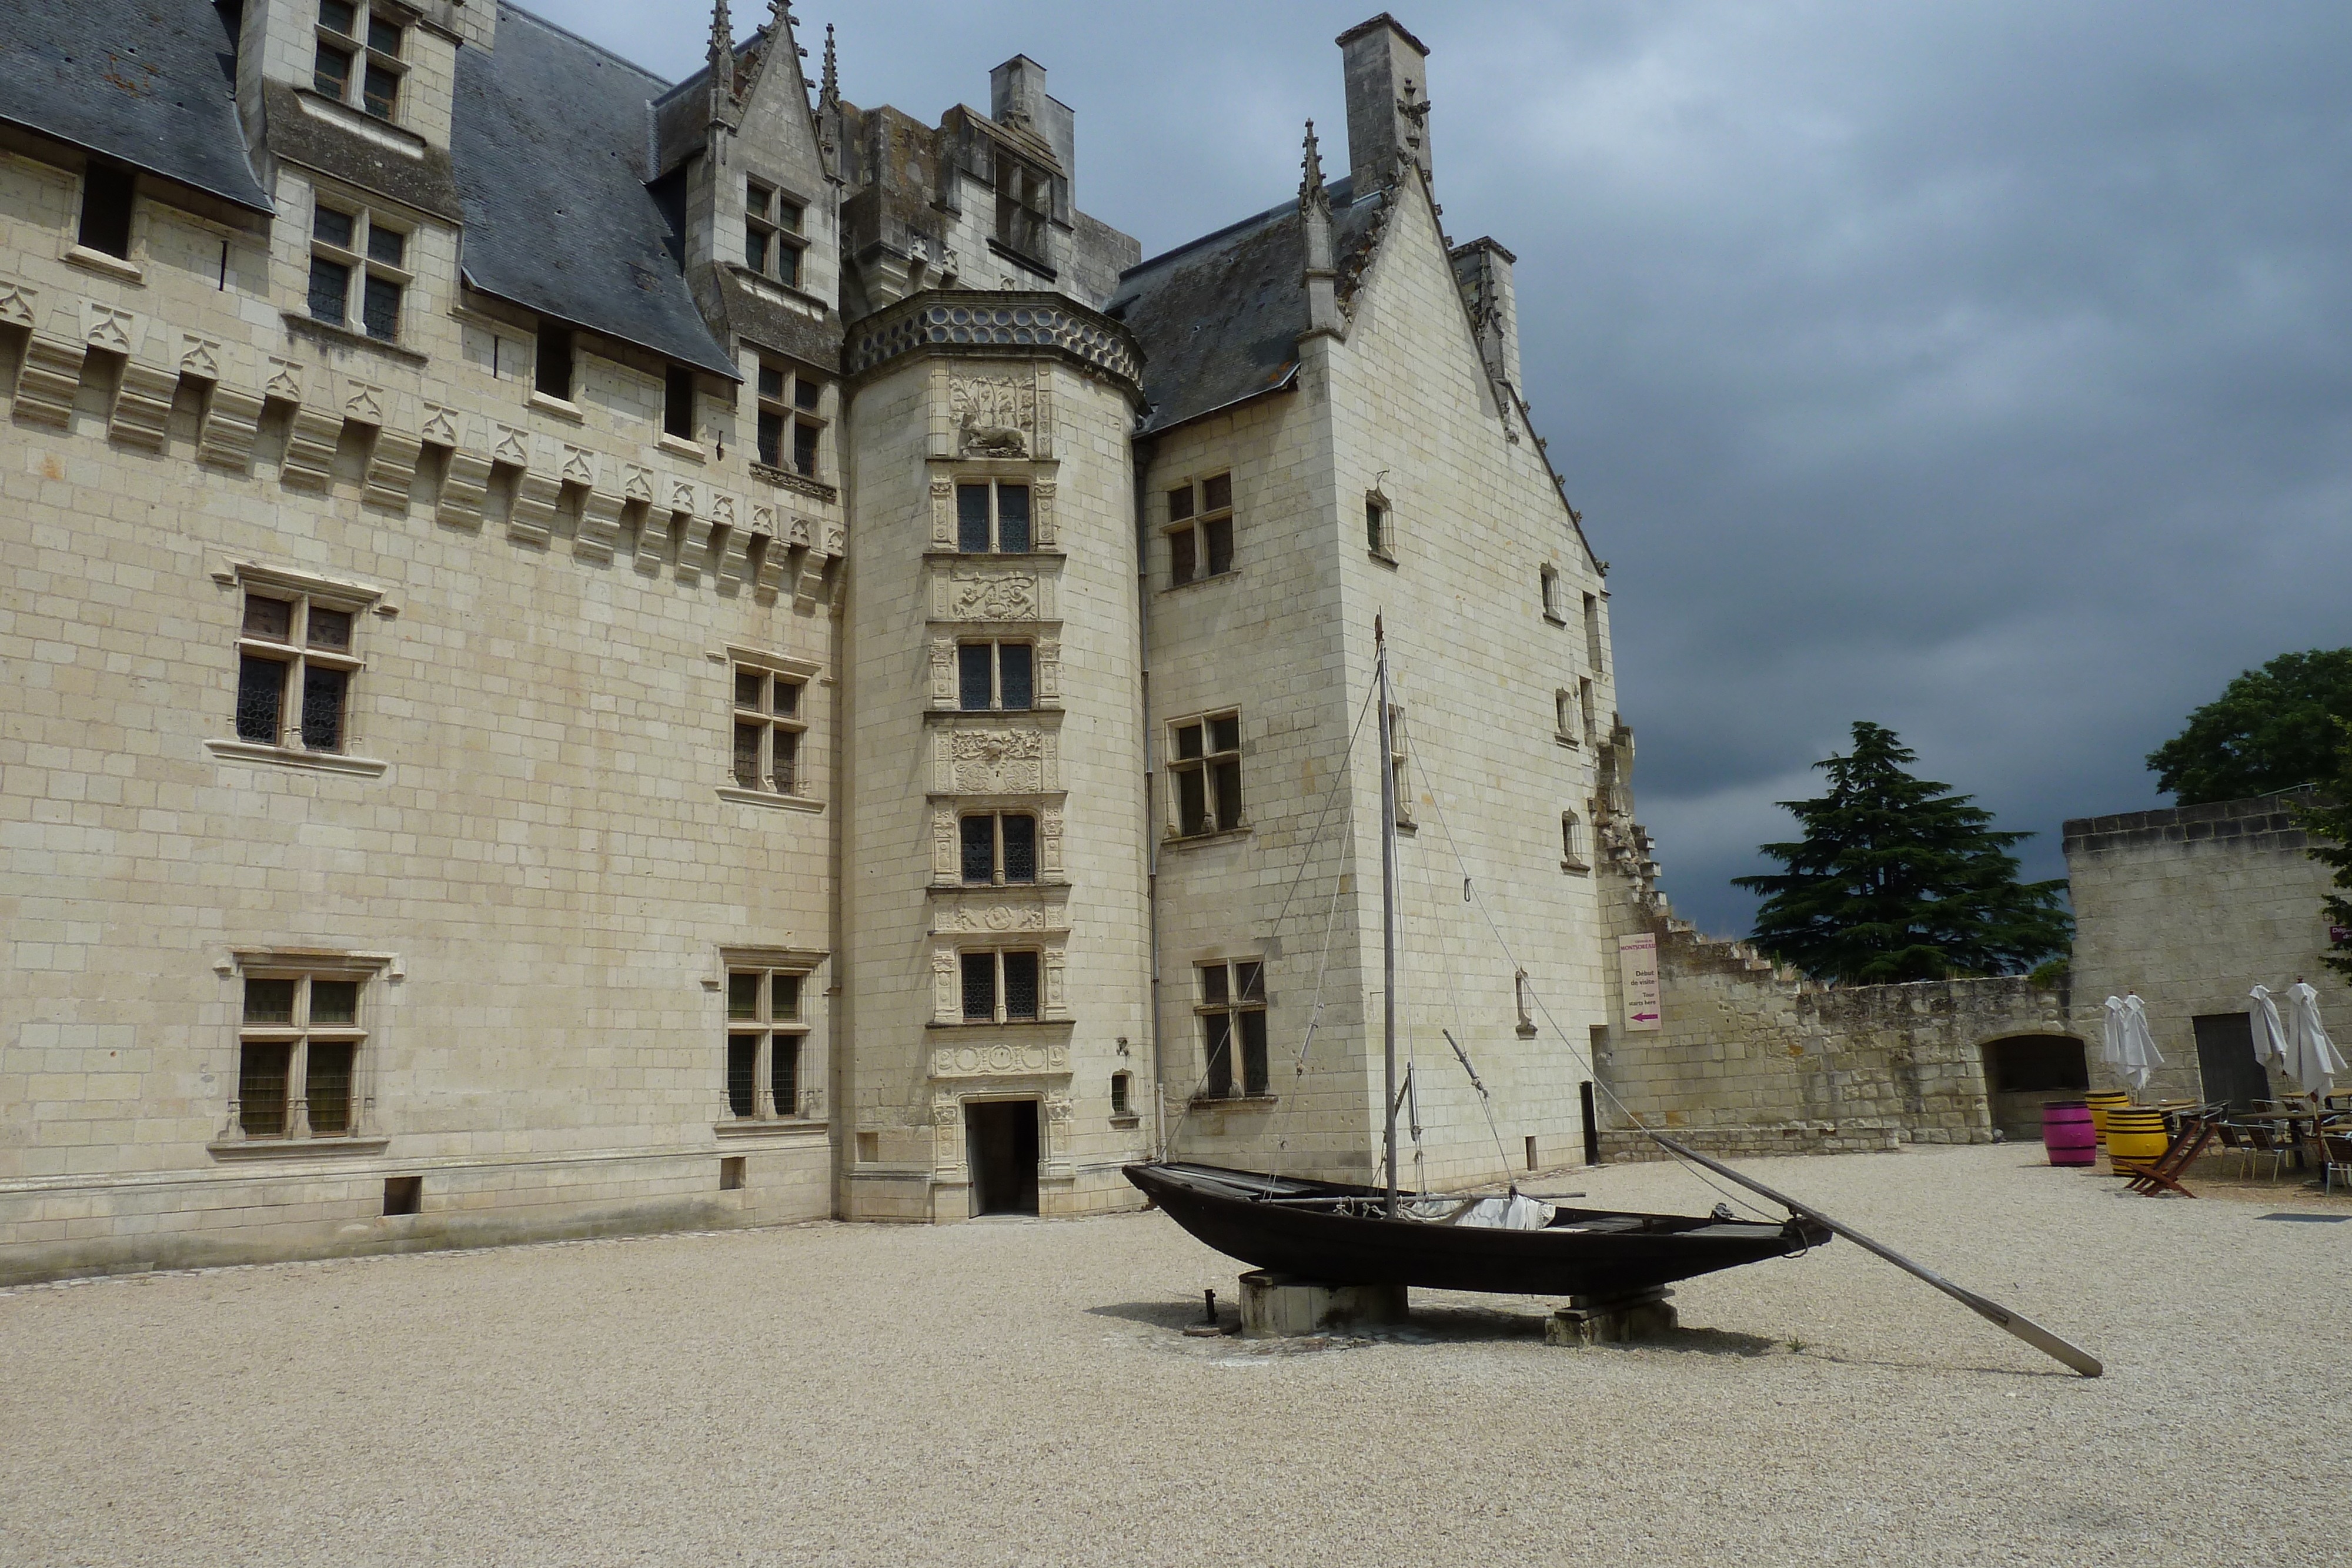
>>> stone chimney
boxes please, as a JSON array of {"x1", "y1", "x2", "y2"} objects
[
  {"x1": 1452, "y1": 237, "x2": 1519, "y2": 392},
  {"x1": 1336, "y1": 14, "x2": 1433, "y2": 192},
  {"x1": 991, "y1": 54, "x2": 1076, "y2": 200}
]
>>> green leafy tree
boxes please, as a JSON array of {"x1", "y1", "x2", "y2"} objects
[
  {"x1": 2288, "y1": 717, "x2": 2352, "y2": 984},
  {"x1": 2147, "y1": 648, "x2": 2352, "y2": 805},
  {"x1": 1734, "y1": 722, "x2": 2072, "y2": 984}
]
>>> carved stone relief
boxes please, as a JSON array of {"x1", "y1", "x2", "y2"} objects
[
  {"x1": 931, "y1": 1042, "x2": 1071, "y2": 1078},
  {"x1": 940, "y1": 728, "x2": 1053, "y2": 794},
  {"x1": 937, "y1": 567, "x2": 1040, "y2": 622}
]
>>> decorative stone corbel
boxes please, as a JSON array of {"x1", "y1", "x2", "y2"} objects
[
  {"x1": 279, "y1": 406, "x2": 344, "y2": 490},
  {"x1": 11, "y1": 333, "x2": 85, "y2": 427},
  {"x1": 363, "y1": 429, "x2": 425, "y2": 511},
  {"x1": 106, "y1": 359, "x2": 179, "y2": 451},
  {"x1": 196, "y1": 385, "x2": 266, "y2": 472}
]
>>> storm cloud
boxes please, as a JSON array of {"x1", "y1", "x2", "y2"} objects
[{"x1": 536, "y1": 0, "x2": 2352, "y2": 934}]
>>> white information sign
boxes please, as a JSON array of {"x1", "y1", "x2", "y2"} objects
[{"x1": 1618, "y1": 933, "x2": 1662, "y2": 1032}]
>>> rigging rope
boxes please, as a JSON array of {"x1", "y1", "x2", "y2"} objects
[{"x1": 1387, "y1": 654, "x2": 1781, "y2": 1225}]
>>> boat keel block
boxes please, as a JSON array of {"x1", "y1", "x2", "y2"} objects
[
  {"x1": 1237, "y1": 1271, "x2": 1408, "y2": 1338},
  {"x1": 1544, "y1": 1287, "x2": 1676, "y2": 1346}
]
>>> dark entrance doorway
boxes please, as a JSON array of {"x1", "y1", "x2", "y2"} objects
[
  {"x1": 1981, "y1": 1035, "x2": 2090, "y2": 1139},
  {"x1": 2192, "y1": 1013, "x2": 2270, "y2": 1110},
  {"x1": 966, "y1": 1099, "x2": 1040, "y2": 1216}
]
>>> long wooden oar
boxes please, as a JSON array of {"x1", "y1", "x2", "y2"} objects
[{"x1": 1648, "y1": 1132, "x2": 2104, "y2": 1378}]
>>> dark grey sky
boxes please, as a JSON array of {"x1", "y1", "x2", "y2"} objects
[{"x1": 534, "y1": 0, "x2": 2352, "y2": 935}]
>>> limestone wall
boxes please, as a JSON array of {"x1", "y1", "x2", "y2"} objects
[
  {"x1": 2064, "y1": 792, "x2": 2346, "y2": 1103},
  {"x1": 1598, "y1": 913, "x2": 2077, "y2": 1161},
  {"x1": 0, "y1": 132, "x2": 842, "y2": 1285}
]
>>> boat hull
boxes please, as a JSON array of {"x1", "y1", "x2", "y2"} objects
[{"x1": 1125, "y1": 1161, "x2": 1829, "y2": 1298}]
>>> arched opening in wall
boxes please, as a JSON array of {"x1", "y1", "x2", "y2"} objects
[{"x1": 1980, "y1": 1035, "x2": 2090, "y2": 1141}]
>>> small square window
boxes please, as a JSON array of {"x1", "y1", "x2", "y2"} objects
[
  {"x1": 957, "y1": 482, "x2": 1030, "y2": 553},
  {"x1": 362, "y1": 63, "x2": 399, "y2": 119},
  {"x1": 536, "y1": 323, "x2": 574, "y2": 402},
  {"x1": 234, "y1": 966, "x2": 372, "y2": 1141},
  {"x1": 360, "y1": 274, "x2": 402, "y2": 340},
  {"x1": 308, "y1": 258, "x2": 351, "y2": 324},
  {"x1": 76, "y1": 163, "x2": 135, "y2": 260},
  {"x1": 320, "y1": 1, "x2": 358, "y2": 36},
  {"x1": 721, "y1": 958, "x2": 814, "y2": 1118},
  {"x1": 243, "y1": 597, "x2": 295, "y2": 641},
  {"x1": 366, "y1": 225, "x2": 405, "y2": 267},
  {"x1": 1171, "y1": 711, "x2": 1244, "y2": 836},
  {"x1": 366, "y1": 16, "x2": 402, "y2": 55},
  {"x1": 315, "y1": 44, "x2": 354, "y2": 99},
  {"x1": 307, "y1": 607, "x2": 353, "y2": 651},
  {"x1": 664, "y1": 367, "x2": 697, "y2": 439},
  {"x1": 315, "y1": 207, "x2": 356, "y2": 250}
]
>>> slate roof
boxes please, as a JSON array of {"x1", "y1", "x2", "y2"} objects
[
  {"x1": 0, "y1": 0, "x2": 270, "y2": 213},
  {"x1": 453, "y1": 5, "x2": 737, "y2": 378},
  {"x1": 1107, "y1": 177, "x2": 1384, "y2": 436}
]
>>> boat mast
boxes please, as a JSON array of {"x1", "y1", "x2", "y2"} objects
[{"x1": 1375, "y1": 617, "x2": 1399, "y2": 1218}]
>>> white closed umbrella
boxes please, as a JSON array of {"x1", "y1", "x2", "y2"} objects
[
  {"x1": 2249, "y1": 985, "x2": 2290, "y2": 1071},
  {"x1": 2117, "y1": 992, "x2": 2163, "y2": 1094},
  {"x1": 2281, "y1": 981, "x2": 2348, "y2": 1097},
  {"x1": 2102, "y1": 995, "x2": 2128, "y2": 1081}
]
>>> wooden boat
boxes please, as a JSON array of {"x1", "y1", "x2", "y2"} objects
[
  {"x1": 1122, "y1": 623, "x2": 2104, "y2": 1379},
  {"x1": 1125, "y1": 1160, "x2": 1828, "y2": 1296},
  {"x1": 1124, "y1": 621, "x2": 1830, "y2": 1298}
]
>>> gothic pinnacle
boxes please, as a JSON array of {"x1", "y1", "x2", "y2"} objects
[
  {"x1": 1299, "y1": 119, "x2": 1329, "y2": 216},
  {"x1": 820, "y1": 22, "x2": 839, "y2": 105},
  {"x1": 707, "y1": 0, "x2": 734, "y2": 93}
]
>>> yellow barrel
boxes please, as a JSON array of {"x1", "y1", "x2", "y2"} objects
[
  {"x1": 2105, "y1": 1108, "x2": 2169, "y2": 1168},
  {"x1": 2084, "y1": 1091, "x2": 2133, "y2": 1144}
]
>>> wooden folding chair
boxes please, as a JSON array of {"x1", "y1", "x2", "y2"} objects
[{"x1": 2118, "y1": 1112, "x2": 2220, "y2": 1197}]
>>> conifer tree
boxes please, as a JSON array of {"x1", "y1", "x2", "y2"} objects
[
  {"x1": 2288, "y1": 717, "x2": 2352, "y2": 984},
  {"x1": 1733, "y1": 722, "x2": 2072, "y2": 984}
]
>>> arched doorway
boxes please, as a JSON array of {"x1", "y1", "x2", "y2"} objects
[{"x1": 1980, "y1": 1035, "x2": 2090, "y2": 1141}]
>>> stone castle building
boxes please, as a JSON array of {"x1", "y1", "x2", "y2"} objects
[{"x1": 0, "y1": 4, "x2": 1642, "y2": 1281}]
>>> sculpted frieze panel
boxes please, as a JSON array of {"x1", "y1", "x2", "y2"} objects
[
  {"x1": 936, "y1": 727, "x2": 1056, "y2": 794},
  {"x1": 933, "y1": 565, "x2": 1045, "y2": 623},
  {"x1": 929, "y1": 1042, "x2": 1071, "y2": 1079}
]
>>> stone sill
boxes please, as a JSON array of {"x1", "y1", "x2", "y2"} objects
[
  {"x1": 1368, "y1": 549, "x2": 1398, "y2": 570},
  {"x1": 283, "y1": 312, "x2": 430, "y2": 366},
  {"x1": 713, "y1": 1119, "x2": 828, "y2": 1138},
  {"x1": 64, "y1": 245, "x2": 145, "y2": 285},
  {"x1": 1543, "y1": 611, "x2": 1569, "y2": 628},
  {"x1": 715, "y1": 787, "x2": 824, "y2": 813},
  {"x1": 293, "y1": 86, "x2": 429, "y2": 159},
  {"x1": 928, "y1": 878, "x2": 1072, "y2": 892},
  {"x1": 1110, "y1": 1115, "x2": 1142, "y2": 1129},
  {"x1": 206, "y1": 738, "x2": 389, "y2": 777},
  {"x1": 1556, "y1": 733, "x2": 1580, "y2": 748},
  {"x1": 986, "y1": 237, "x2": 1056, "y2": 281},
  {"x1": 1163, "y1": 825, "x2": 1252, "y2": 851},
  {"x1": 926, "y1": 1018, "x2": 1073, "y2": 1031},
  {"x1": 657, "y1": 432, "x2": 707, "y2": 462},
  {"x1": 922, "y1": 550, "x2": 1066, "y2": 564},
  {"x1": 527, "y1": 390, "x2": 584, "y2": 423},
  {"x1": 1158, "y1": 566, "x2": 1241, "y2": 596},
  {"x1": 750, "y1": 462, "x2": 840, "y2": 504},
  {"x1": 724, "y1": 263, "x2": 831, "y2": 317},
  {"x1": 1561, "y1": 859, "x2": 1591, "y2": 876},
  {"x1": 209, "y1": 1135, "x2": 390, "y2": 1161},
  {"x1": 1188, "y1": 1095, "x2": 1278, "y2": 1110}
]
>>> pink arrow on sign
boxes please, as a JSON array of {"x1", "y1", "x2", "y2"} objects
[{"x1": 1631, "y1": 1011, "x2": 1660, "y2": 1022}]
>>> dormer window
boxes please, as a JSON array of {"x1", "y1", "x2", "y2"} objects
[
  {"x1": 745, "y1": 180, "x2": 804, "y2": 289},
  {"x1": 994, "y1": 154, "x2": 1050, "y2": 262},
  {"x1": 315, "y1": 2, "x2": 405, "y2": 122}
]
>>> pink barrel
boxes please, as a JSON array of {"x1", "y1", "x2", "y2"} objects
[{"x1": 2043, "y1": 1101, "x2": 2096, "y2": 1166}]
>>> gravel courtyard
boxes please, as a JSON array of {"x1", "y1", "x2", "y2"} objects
[{"x1": 4, "y1": 1144, "x2": 2346, "y2": 1567}]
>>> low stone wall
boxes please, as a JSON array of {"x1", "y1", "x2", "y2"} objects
[{"x1": 1599, "y1": 915, "x2": 2077, "y2": 1158}]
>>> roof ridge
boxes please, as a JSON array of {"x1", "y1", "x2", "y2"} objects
[
  {"x1": 1119, "y1": 178, "x2": 1368, "y2": 285},
  {"x1": 499, "y1": 1, "x2": 674, "y2": 92}
]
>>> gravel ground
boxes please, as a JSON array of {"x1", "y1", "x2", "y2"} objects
[{"x1": 3, "y1": 1144, "x2": 2347, "y2": 1567}]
